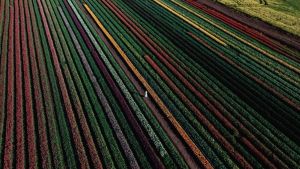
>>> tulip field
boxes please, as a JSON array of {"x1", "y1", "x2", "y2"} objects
[{"x1": 0, "y1": 0, "x2": 299, "y2": 168}]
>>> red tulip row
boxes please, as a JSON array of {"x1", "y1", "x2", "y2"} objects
[
  {"x1": 3, "y1": 4, "x2": 15, "y2": 169},
  {"x1": 0, "y1": 0, "x2": 8, "y2": 166},
  {"x1": 22, "y1": 0, "x2": 42, "y2": 168}
]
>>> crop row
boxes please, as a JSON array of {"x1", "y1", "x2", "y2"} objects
[{"x1": 0, "y1": 0, "x2": 299, "y2": 168}]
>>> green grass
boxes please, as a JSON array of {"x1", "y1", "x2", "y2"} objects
[{"x1": 215, "y1": 0, "x2": 300, "y2": 36}]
